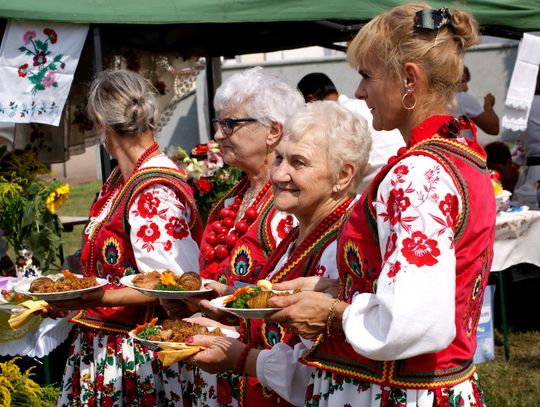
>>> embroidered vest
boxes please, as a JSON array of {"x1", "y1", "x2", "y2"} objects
[
  {"x1": 237, "y1": 198, "x2": 354, "y2": 407},
  {"x1": 302, "y1": 117, "x2": 496, "y2": 389},
  {"x1": 199, "y1": 177, "x2": 277, "y2": 285},
  {"x1": 71, "y1": 167, "x2": 202, "y2": 333}
]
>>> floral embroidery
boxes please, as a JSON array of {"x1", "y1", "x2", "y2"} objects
[
  {"x1": 17, "y1": 28, "x2": 66, "y2": 94},
  {"x1": 135, "y1": 191, "x2": 162, "y2": 218},
  {"x1": 137, "y1": 223, "x2": 160, "y2": 246},
  {"x1": 387, "y1": 261, "x2": 402, "y2": 282},
  {"x1": 438, "y1": 193, "x2": 459, "y2": 226},
  {"x1": 101, "y1": 237, "x2": 121, "y2": 265},
  {"x1": 277, "y1": 215, "x2": 294, "y2": 239},
  {"x1": 393, "y1": 164, "x2": 409, "y2": 181},
  {"x1": 401, "y1": 231, "x2": 441, "y2": 266},
  {"x1": 384, "y1": 232, "x2": 398, "y2": 261},
  {"x1": 0, "y1": 100, "x2": 59, "y2": 118},
  {"x1": 165, "y1": 216, "x2": 189, "y2": 239}
]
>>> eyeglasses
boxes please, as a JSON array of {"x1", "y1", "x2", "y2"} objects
[{"x1": 212, "y1": 117, "x2": 258, "y2": 137}]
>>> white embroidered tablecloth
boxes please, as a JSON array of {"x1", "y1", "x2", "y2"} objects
[
  {"x1": 0, "y1": 277, "x2": 73, "y2": 358},
  {"x1": 492, "y1": 209, "x2": 540, "y2": 271}
]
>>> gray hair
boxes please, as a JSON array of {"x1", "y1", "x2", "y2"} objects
[
  {"x1": 87, "y1": 69, "x2": 159, "y2": 135},
  {"x1": 214, "y1": 66, "x2": 304, "y2": 126},
  {"x1": 283, "y1": 101, "x2": 372, "y2": 191}
]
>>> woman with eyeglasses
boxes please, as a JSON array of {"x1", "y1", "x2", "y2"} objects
[{"x1": 161, "y1": 66, "x2": 304, "y2": 406}]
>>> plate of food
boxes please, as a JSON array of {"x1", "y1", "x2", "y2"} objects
[
  {"x1": 210, "y1": 280, "x2": 297, "y2": 319},
  {"x1": 15, "y1": 270, "x2": 108, "y2": 301},
  {"x1": 0, "y1": 289, "x2": 32, "y2": 313},
  {"x1": 129, "y1": 317, "x2": 240, "y2": 351},
  {"x1": 120, "y1": 270, "x2": 212, "y2": 299}
]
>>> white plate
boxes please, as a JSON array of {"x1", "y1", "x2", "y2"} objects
[
  {"x1": 129, "y1": 325, "x2": 240, "y2": 351},
  {"x1": 15, "y1": 277, "x2": 108, "y2": 301},
  {"x1": 0, "y1": 303, "x2": 23, "y2": 314},
  {"x1": 210, "y1": 294, "x2": 283, "y2": 319},
  {"x1": 120, "y1": 274, "x2": 212, "y2": 300}
]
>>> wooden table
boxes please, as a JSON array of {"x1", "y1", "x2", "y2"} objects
[{"x1": 59, "y1": 216, "x2": 89, "y2": 232}]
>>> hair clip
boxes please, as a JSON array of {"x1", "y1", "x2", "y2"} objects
[{"x1": 414, "y1": 7, "x2": 452, "y2": 30}]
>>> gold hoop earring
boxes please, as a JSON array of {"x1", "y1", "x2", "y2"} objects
[{"x1": 401, "y1": 91, "x2": 416, "y2": 110}]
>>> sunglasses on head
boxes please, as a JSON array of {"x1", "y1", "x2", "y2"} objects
[{"x1": 212, "y1": 117, "x2": 258, "y2": 136}]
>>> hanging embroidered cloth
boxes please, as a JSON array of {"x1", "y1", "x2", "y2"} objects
[{"x1": 0, "y1": 20, "x2": 89, "y2": 126}]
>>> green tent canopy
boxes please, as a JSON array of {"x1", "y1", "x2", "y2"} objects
[{"x1": 0, "y1": 0, "x2": 538, "y2": 55}]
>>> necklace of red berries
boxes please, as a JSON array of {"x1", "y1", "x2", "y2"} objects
[{"x1": 201, "y1": 180, "x2": 272, "y2": 262}]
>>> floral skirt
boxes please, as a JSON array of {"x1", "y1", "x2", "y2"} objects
[
  {"x1": 57, "y1": 325, "x2": 193, "y2": 407},
  {"x1": 305, "y1": 370, "x2": 487, "y2": 407}
]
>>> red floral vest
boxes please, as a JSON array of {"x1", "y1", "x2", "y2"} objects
[
  {"x1": 302, "y1": 116, "x2": 496, "y2": 389},
  {"x1": 199, "y1": 177, "x2": 278, "y2": 285},
  {"x1": 236, "y1": 198, "x2": 354, "y2": 407},
  {"x1": 71, "y1": 167, "x2": 202, "y2": 333}
]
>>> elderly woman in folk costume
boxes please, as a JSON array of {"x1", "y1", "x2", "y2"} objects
[
  {"x1": 251, "y1": 3, "x2": 494, "y2": 406},
  {"x1": 160, "y1": 66, "x2": 304, "y2": 405},
  {"x1": 184, "y1": 101, "x2": 372, "y2": 406},
  {"x1": 45, "y1": 70, "x2": 203, "y2": 406}
]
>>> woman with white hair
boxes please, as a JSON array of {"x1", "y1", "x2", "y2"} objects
[
  {"x1": 161, "y1": 66, "x2": 305, "y2": 406},
  {"x1": 185, "y1": 101, "x2": 372, "y2": 406}
]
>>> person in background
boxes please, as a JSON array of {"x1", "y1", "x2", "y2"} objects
[
  {"x1": 187, "y1": 100, "x2": 371, "y2": 407},
  {"x1": 513, "y1": 70, "x2": 540, "y2": 208},
  {"x1": 47, "y1": 69, "x2": 202, "y2": 406},
  {"x1": 455, "y1": 65, "x2": 500, "y2": 137},
  {"x1": 297, "y1": 72, "x2": 404, "y2": 192},
  {"x1": 484, "y1": 141, "x2": 520, "y2": 193},
  {"x1": 227, "y1": 3, "x2": 494, "y2": 406}
]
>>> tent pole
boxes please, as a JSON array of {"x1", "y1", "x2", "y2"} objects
[
  {"x1": 205, "y1": 56, "x2": 222, "y2": 138},
  {"x1": 92, "y1": 25, "x2": 112, "y2": 182}
]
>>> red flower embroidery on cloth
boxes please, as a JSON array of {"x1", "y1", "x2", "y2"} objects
[
  {"x1": 216, "y1": 376, "x2": 232, "y2": 404},
  {"x1": 384, "y1": 232, "x2": 398, "y2": 260},
  {"x1": 277, "y1": 215, "x2": 294, "y2": 239},
  {"x1": 401, "y1": 231, "x2": 441, "y2": 266},
  {"x1": 137, "y1": 223, "x2": 160, "y2": 243},
  {"x1": 439, "y1": 193, "x2": 459, "y2": 224},
  {"x1": 314, "y1": 265, "x2": 326, "y2": 277},
  {"x1": 383, "y1": 188, "x2": 411, "y2": 225},
  {"x1": 43, "y1": 28, "x2": 58, "y2": 44},
  {"x1": 137, "y1": 192, "x2": 161, "y2": 218},
  {"x1": 165, "y1": 216, "x2": 189, "y2": 239},
  {"x1": 163, "y1": 240, "x2": 172, "y2": 251},
  {"x1": 387, "y1": 261, "x2": 401, "y2": 281},
  {"x1": 393, "y1": 164, "x2": 409, "y2": 181},
  {"x1": 17, "y1": 64, "x2": 28, "y2": 78}
]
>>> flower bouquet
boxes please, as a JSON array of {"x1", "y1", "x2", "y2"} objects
[
  {"x1": 0, "y1": 148, "x2": 69, "y2": 273},
  {"x1": 168, "y1": 141, "x2": 242, "y2": 223}
]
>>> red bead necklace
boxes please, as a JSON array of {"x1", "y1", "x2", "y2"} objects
[
  {"x1": 133, "y1": 141, "x2": 160, "y2": 172},
  {"x1": 202, "y1": 181, "x2": 272, "y2": 262}
]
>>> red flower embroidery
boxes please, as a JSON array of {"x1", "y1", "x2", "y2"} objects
[
  {"x1": 137, "y1": 192, "x2": 161, "y2": 218},
  {"x1": 17, "y1": 64, "x2": 28, "y2": 78},
  {"x1": 385, "y1": 188, "x2": 410, "y2": 225},
  {"x1": 384, "y1": 232, "x2": 398, "y2": 260},
  {"x1": 101, "y1": 397, "x2": 113, "y2": 407},
  {"x1": 277, "y1": 215, "x2": 294, "y2": 239},
  {"x1": 197, "y1": 177, "x2": 212, "y2": 193},
  {"x1": 140, "y1": 394, "x2": 156, "y2": 406},
  {"x1": 401, "y1": 231, "x2": 441, "y2": 266},
  {"x1": 217, "y1": 376, "x2": 232, "y2": 404},
  {"x1": 393, "y1": 165, "x2": 409, "y2": 177},
  {"x1": 314, "y1": 265, "x2": 326, "y2": 277},
  {"x1": 43, "y1": 28, "x2": 58, "y2": 44},
  {"x1": 165, "y1": 216, "x2": 189, "y2": 239},
  {"x1": 387, "y1": 261, "x2": 401, "y2": 280},
  {"x1": 33, "y1": 52, "x2": 47, "y2": 66},
  {"x1": 137, "y1": 223, "x2": 160, "y2": 243},
  {"x1": 439, "y1": 193, "x2": 459, "y2": 224}
]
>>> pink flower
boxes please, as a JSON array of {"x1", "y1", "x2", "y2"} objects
[
  {"x1": 23, "y1": 30, "x2": 37, "y2": 45},
  {"x1": 41, "y1": 71, "x2": 56, "y2": 87}
]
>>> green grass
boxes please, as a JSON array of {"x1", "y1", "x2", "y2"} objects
[
  {"x1": 478, "y1": 330, "x2": 540, "y2": 406},
  {"x1": 56, "y1": 180, "x2": 101, "y2": 261}
]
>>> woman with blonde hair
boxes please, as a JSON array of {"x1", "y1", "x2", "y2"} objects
[
  {"x1": 261, "y1": 3, "x2": 495, "y2": 406},
  {"x1": 48, "y1": 69, "x2": 202, "y2": 406}
]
